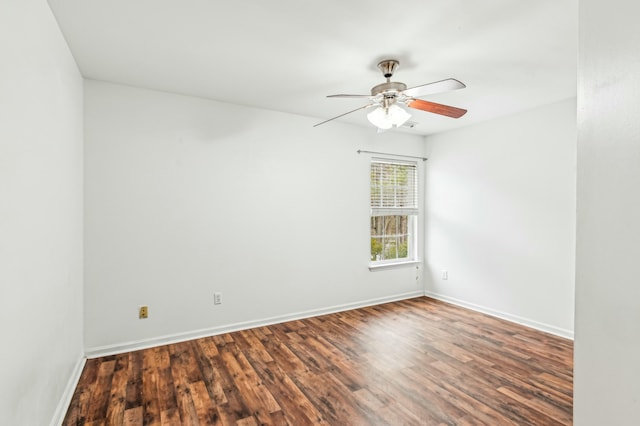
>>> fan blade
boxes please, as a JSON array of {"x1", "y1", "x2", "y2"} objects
[
  {"x1": 407, "y1": 99, "x2": 467, "y2": 118},
  {"x1": 313, "y1": 104, "x2": 375, "y2": 127},
  {"x1": 327, "y1": 94, "x2": 372, "y2": 98},
  {"x1": 403, "y1": 78, "x2": 466, "y2": 98}
]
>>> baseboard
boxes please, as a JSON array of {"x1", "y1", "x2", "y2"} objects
[
  {"x1": 85, "y1": 291, "x2": 424, "y2": 358},
  {"x1": 50, "y1": 355, "x2": 86, "y2": 426},
  {"x1": 424, "y1": 291, "x2": 574, "y2": 340}
]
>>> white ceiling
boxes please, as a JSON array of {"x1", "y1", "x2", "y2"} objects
[{"x1": 47, "y1": 0, "x2": 577, "y2": 136}]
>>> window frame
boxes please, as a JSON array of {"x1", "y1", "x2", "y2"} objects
[{"x1": 369, "y1": 158, "x2": 420, "y2": 269}]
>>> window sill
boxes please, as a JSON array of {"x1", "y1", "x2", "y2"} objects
[{"x1": 368, "y1": 260, "x2": 421, "y2": 272}]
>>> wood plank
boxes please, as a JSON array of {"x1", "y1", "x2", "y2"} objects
[
  {"x1": 235, "y1": 417, "x2": 258, "y2": 426},
  {"x1": 352, "y1": 387, "x2": 425, "y2": 425},
  {"x1": 122, "y1": 406, "x2": 143, "y2": 426},
  {"x1": 141, "y1": 348, "x2": 161, "y2": 425},
  {"x1": 237, "y1": 341, "x2": 329, "y2": 425},
  {"x1": 155, "y1": 347, "x2": 178, "y2": 414},
  {"x1": 192, "y1": 339, "x2": 227, "y2": 405},
  {"x1": 86, "y1": 360, "x2": 115, "y2": 421},
  {"x1": 288, "y1": 370, "x2": 373, "y2": 424},
  {"x1": 189, "y1": 380, "x2": 222, "y2": 425},
  {"x1": 167, "y1": 344, "x2": 199, "y2": 426},
  {"x1": 125, "y1": 351, "x2": 143, "y2": 410},
  {"x1": 159, "y1": 408, "x2": 181, "y2": 426},
  {"x1": 219, "y1": 348, "x2": 280, "y2": 424},
  {"x1": 104, "y1": 353, "x2": 129, "y2": 424},
  {"x1": 206, "y1": 342, "x2": 252, "y2": 425},
  {"x1": 498, "y1": 385, "x2": 572, "y2": 425},
  {"x1": 497, "y1": 386, "x2": 567, "y2": 425}
]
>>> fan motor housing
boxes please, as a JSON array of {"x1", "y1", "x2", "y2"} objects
[{"x1": 371, "y1": 81, "x2": 407, "y2": 96}]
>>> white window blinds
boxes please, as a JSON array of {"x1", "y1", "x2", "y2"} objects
[{"x1": 370, "y1": 160, "x2": 418, "y2": 217}]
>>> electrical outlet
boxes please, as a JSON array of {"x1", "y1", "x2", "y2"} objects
[
  {"x1": 214, "y1": 292, "x2": 222, "y2": 305},
  {"x1": 139, "y1": 306, "x2": 148, "y2": 319},
  {"x1": 442, "y1": 270, "x2": 448, "y2": 280}
]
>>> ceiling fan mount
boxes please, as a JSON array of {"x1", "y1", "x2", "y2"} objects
[
  {"x1": 314, "y1": 59, "x2": 467, "y2": 130},
  {"x1": 377, "y1": 59, "x2": 400, "y2": 79}
]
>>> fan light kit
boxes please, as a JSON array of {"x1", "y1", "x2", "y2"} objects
[
  {"x1": 367, "y1": 103, "x2": 412, "y2": 129},
  {"x1": 315, "y1": 59, "x2": 467, "y2": 130}
]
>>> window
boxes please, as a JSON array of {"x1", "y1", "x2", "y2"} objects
[{"x1": 370, "y1": 159, "x2": 418, "y2": 265}]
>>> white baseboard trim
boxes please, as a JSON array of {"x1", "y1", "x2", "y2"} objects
[
  {"x1": 85, "y1": 291, "x2": 424, "y2": 358},
  {"x1": 424, "y1": 291, "x2": 574, "y2": 340},
  {"x1": 50, "y1": 355, "x2": 86, "y2": 426}
]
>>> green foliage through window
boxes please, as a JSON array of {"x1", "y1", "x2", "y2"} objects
[{"x1": 370, "y1": 215, "x2": 410, "y2": 261}]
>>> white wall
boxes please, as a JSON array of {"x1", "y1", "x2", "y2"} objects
[
  {"x1": 424, "y1": 99, "x2": 576, "y2": 338},
  {"x1": 574, "y1": 1, "x2": 640, "y2": 423},
  {"x1": 84, "y1": 80, "x2": 425, "y2": 354},
  {"x1": 0, "y1": 1, "x2": 84, "y2": 425}
]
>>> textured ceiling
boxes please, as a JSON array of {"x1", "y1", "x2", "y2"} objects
[{"x1": 47, "y1": 0, "x2": 577, "y2": 135}]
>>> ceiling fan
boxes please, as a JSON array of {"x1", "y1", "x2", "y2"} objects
[{"x1": 314, "y1": 59, "x2": 467, "y2": 130}]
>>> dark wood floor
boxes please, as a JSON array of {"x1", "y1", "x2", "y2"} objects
[{"x1": 63, "y1": 297, "x2": 573, "y2": 425}]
